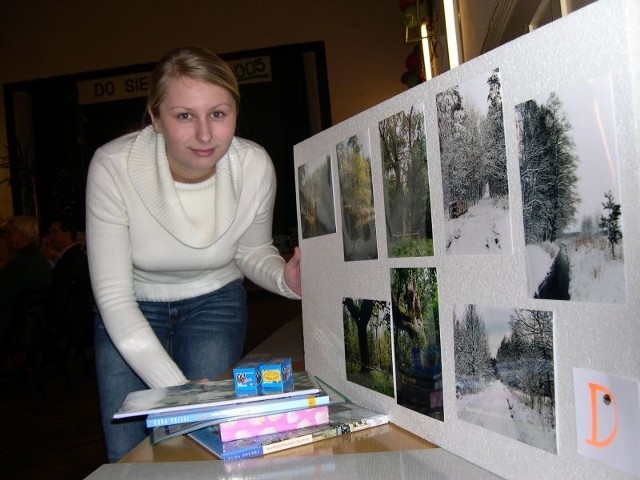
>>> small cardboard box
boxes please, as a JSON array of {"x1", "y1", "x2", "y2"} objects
[
  {"x1": 259, "y1": 357, "x2": 294, "y2": 393},
  {"x1": 232, "y1": 355, "x2": 269, "y2": 397}
]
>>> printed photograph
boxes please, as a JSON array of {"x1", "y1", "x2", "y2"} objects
[
  {"x1": 336, "y1": 132, "x2": 378, "y2": 261},
  {"x1": 378, "y1": 104, "x2": 434, "y2": 257},
  {"x1": 298, "y1": 154, "x2": 337, "y2": 239},
  {"x1": 454, "y1": 304, "x2": 556, "y2": 453},
  {"x1": 516, "y1": 73, "x2": 626, "y2": 303},
  {"x1": 342, "y1": 297, "x2": 394, "y2": 398},
  {"x1": 391, "y1": 267, "x2": 443, "y2": 420},
  {"x1": 436, "y1": 68, "x2": 512, "y2": 255}
]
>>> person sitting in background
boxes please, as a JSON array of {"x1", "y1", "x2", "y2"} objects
[
  {"x1": 0, "y1": 225, "x2": 9, "y2": 269},
  {"x1": 40, "y1": 233, "x2": 61, "y2": 267},
  {"x1": 46, "y1": 218, "x2": 93, "y2": 340},
  {"x1": 0, "y1": 216, "x2": 52, "y2": 352}
]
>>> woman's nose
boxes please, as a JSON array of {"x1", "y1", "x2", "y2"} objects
[{"x1": 195, "y1": 119, "x2": 212, "y2": 143}]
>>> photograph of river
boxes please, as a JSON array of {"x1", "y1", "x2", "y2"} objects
[
  {"x1": 516, "y1": 73, "x2": 626, "y2": 303},
  {"x1": 454, "y1": 304, "x2": 556, "y2": 453}
]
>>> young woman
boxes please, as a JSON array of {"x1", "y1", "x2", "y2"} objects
[{"x1": 85, "y1": 46, "x2": 301, "y2": 462}]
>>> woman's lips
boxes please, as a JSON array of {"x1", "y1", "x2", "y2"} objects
[{"x1": 191, "y1": 148, "x2": 214, "y2": 158}]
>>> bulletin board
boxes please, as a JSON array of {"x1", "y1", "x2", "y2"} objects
[{"x1": 294, "y1": 1, "x2": 640, "y2": 478}]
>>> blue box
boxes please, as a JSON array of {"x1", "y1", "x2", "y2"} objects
[
  {"x1": 232, "y1": 355, "x2": 269, "y2": 397},
  {"x1": 259, "y1": 357, "x2": 294, "y2": 393}
]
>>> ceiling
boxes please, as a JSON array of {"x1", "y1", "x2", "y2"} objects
[{"x1": 460, "y1": 0, "x2": 597, "y2": 60}]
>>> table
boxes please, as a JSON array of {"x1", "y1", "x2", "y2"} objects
[
  {"x1": 120, "y1": 421, "x2": 437, "y2": 463},
  {"x1": 118, "y1": 326, "x2": 438, "y2": 464}
]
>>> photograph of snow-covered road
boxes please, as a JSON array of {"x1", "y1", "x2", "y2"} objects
[
  {"x1": 458, "y1": 380, "x2": 556, "y2": 453},
  {"x1": 454, "y1": 304, "x2": 556, "y2": 453}
]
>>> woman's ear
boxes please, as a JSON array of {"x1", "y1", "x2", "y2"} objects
[{"x1": 149, "y1": 108, "x2": 160, "y2": 133}]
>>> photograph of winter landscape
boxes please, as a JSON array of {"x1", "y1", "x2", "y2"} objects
[
  {"x1": 436, "y1": 68, "x2": 512, "y2": 255},
  {"x1": 378, "y1": 104, "x2": 434, "y2": 257},
  {"x1": 454, "y1": 304, "x2": 556, "y2": 453},
  {"x1": 342, "y1": 297, "x2": 394, "y2": 397},
  {"x1": 391, "y1": 267, "x2": 443, "y2": 420},
  {"x1": 336, "y1": 132, "x2": 378, "y2": 261},
  {"x1": 516, "y1": 73, "x2": 626, "y2": 303},
  {"x1": 298, "y1": 154, "x2": 336, "y2": 239}
]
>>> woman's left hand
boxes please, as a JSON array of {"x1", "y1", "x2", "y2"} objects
[{"x1": 284, "y1": 246, "x2": 302, "y2": 297}]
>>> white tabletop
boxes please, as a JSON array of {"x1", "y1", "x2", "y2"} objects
[{"x1": 85, "y1": 448, "x2": 502, "y2": 479}]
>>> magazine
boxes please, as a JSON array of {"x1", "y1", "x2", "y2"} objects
[
  {"x1": 114, "y1": 371, "x2": 318, "y2": 419},
  {"x1": 187, "y1": 401, "x2": 388, "y2": 461},
  {"x1": 145, "y1": 391, "x2": 330, "y2": 428},
  {"x1": 150, "y1": 404, "x2": 329, "y2": 445}
]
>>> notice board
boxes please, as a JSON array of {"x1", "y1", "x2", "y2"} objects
[{"x1": 294, "y1": 1, "x2": 640, "y2": 478}]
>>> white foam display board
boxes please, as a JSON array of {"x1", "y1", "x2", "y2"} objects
[{"x1": 294, "y1": 1, "x2": 640, "y2": 478}]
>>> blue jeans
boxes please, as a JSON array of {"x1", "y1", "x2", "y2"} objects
[{"x1": 94, "y1": 279, "x2": 247, "y2": 462}]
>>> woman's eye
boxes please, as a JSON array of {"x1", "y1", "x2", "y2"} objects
[
  {"x1": 177, "y1": 112, "x2": 191, "y2": 120},
  {"x1": 211, "y1": 111, "x2": 225, "y2": 119}
]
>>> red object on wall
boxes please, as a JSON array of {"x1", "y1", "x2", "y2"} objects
[
  {"x1": 405, "y1": 51, "x2": 421, "y2": 71},
  {"x1": 398, "y1": 0, "x2": 417, "y2": 10}
]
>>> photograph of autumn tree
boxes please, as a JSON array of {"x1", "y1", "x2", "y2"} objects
[
  {"x1": 378, "y1": 105, "x2": 434, "y2": 257},
  {"x1": 454, "y1": 304, "x2": 556, "y2": 453},
  {"x1": 342, "y1": 297, "x2": 393, "y2": 397},
  {"x1": 390, "y1": 267, "x2": 443, "y2": 420},
  {"x1": 516, "y1": 73, "x2": 626, "y2": 303},
  {"x1": 336, "y1": 132, "x2": 378, "y2": 261},
  {"x1": 436, "y1": 68, "x2": 512, "y2": 255},
  {"x1": 298, "y1": 154, "x2": 336, "y2": 239}
]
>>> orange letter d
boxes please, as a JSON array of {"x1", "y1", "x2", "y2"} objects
[{"x1": 586, "y1": 382, "x2": 618, "y2": 448}]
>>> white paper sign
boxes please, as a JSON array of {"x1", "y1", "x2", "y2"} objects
[{"x1": 573, "y1": 367, "x2": 640, "y2": 477}]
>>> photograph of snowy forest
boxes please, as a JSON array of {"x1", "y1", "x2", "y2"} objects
[
  {"x1": 391, "y1": 267, "x2": 443, "y2": 420},
  {"x1": 336, "y1": 132, "x2": 378, "y2": 261},
  {"x1": 454, "y1": 304, "x2": 556, "y2": 453},
  {"x1": 342, "y1": 297, "x2": 394, "y2": 397},
  {"x1": 436, "y1": 68, "x2": 512, "y2": 255},
  {"x1": 516, "y1": 74, "x2": 626, "y2": 303},
  {"x1": 378, "y1": 104, "x2": 434, "y2": 257},
  {"x1": 298, "y1": 154, "x2": 336, "y2": 239}
]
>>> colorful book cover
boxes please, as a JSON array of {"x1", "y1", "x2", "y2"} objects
[
  {"x1": 219, "y1": 404, "x2": 329, "y2": 442},
  {"x1": 114, "y1": 370, "x2": 318, "y2": 420},
  {"x1": 187, "y1": 401, "x2": 389, "y2": 461},
  {"x1": 145, "y1": 391, "x2": 330, "y2": 428}
]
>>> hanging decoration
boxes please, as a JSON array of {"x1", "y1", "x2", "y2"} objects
[{"x1": 398, "y1": 0, "x2": 441, "y2": 88}]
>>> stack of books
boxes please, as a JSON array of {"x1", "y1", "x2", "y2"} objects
[{"x1": 114, "y1": 370, "x2": 388, "y2": 460}]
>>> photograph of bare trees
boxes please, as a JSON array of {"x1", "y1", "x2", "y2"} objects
[
  {"x1": 516, "y1": 73, "x2": 626, "y2": 303},
  {"x1": 378, "y1": 105, "x2": 434, "y2": 257},
  {"x1": 436, "y1": 68, "x2": 512, "y2": 255},
  {"x1": 298, "y1": 154, "x2": 336, "y2": 239},
  {"x1": 391, "y1": 267, "x2": 443, "y2": 420},
  {"x1": 336, "y1": 132, "x2": 378, "y2": 261},
  {"x1": 454, "y1": 304, "x2": 556, "y2": 453},
  {"x1": 342, "y1": 297, "x2": 394, "y2": 397}
]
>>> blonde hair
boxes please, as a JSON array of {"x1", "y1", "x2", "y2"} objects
[
  {"x1": 6, "y1": 215, "x2": 40, "y2": 245},
  {"x1": 147, "y1": 46, "x2": 240, "y2": 118}
]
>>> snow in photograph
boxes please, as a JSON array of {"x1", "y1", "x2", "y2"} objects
[
  {"x1": 436, "y1": 68, "x2": 512, "y2": 255},
  {"x1": 454, "y1": 304, "x2": 556, "y2": 453},
  {"x1": 516, "y1": 73, "x2": 625, "y2": 303}
]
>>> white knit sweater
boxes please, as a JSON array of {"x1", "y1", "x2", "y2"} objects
[{"x1": 86, "y1": 126, "x2": 298, "y2": 388}]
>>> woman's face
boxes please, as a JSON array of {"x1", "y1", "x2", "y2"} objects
[{"x1": 150, "y1": 76, "x2": 237, "y2": 183}]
